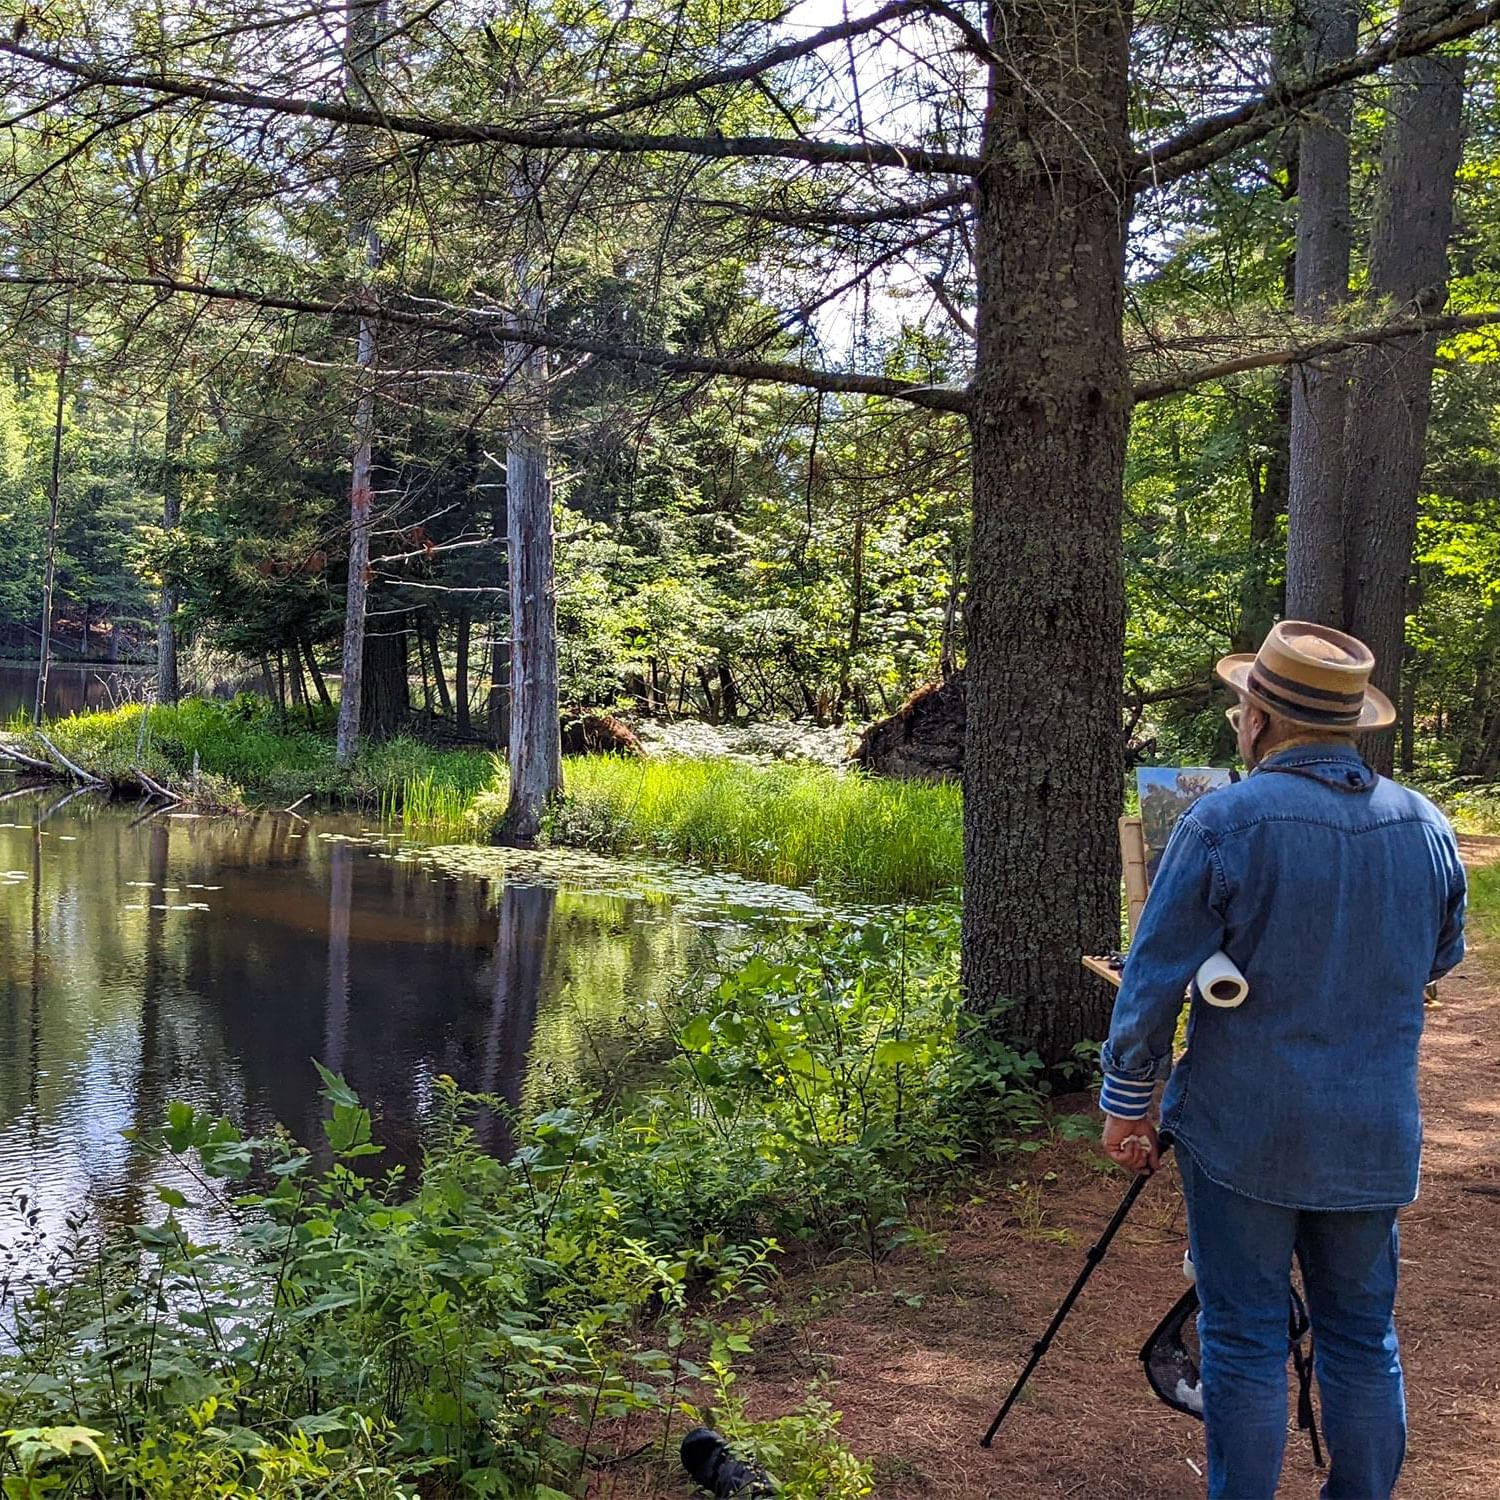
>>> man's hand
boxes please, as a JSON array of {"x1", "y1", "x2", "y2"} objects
[{"x1": 1102, "y1": 1113, "x2": 1160, "y2": 1175}]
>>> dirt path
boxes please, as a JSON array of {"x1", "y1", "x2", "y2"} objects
[{"x1": 719, "y1": 839, "x2": 1500, "y2": 1498}]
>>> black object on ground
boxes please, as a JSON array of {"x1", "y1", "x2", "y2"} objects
[{"x1": 680, "y1": 1427, "x2": 775, "y2": 1496}]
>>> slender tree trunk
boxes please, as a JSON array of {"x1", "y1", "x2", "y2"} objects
[
  {"x1": 1457, "y1": 602, "x2": 1500, "y2": 776},
  {"x1": 455, "y1": 609, "x2": 471, "y2": 734},
  {"x1": 963, "y1": 2, "x2": 1132, "y2": 1066},
  {"x1": 34, "y1": 293, "x2": 72, "y2": 727},
  {"x1": 1236, "y1": 380, "x2": 1291, "y2": 653},
  {"x1": 836, "y1": 514, "x2": 865, "y2": 720},
  {"x1": 416, "y1": 624, "x2": 433, "y2": 717},
  {"x1": 334, "y1": 0, "x2": 384, "y2": 768},
  {"x1": 486, "y1": 450, "x2": 511, "y2": 749},
  {"x1": 498, "y1": 322, "x2": 563, "y2": 841},
  {"x1": 157, "y1": 382, "x2": 183, "y2": 705},
  {"x1": 302, "y1": 635, "x2": 332, "y2": 707},
  {"x1": 1344, "y1": 0, "x2": 1465, "y2": 775},
  {"x1": 429, "y1": 623, "x2": 449, "y2": 719},
  {"x1": 1399, "y1": 651, "x2": 1417, "y2": 775},
  {"x1": 1284, "y1": 0, "x2": 1359, "y2": 626}
]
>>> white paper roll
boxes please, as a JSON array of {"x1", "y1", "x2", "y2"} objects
[{"x1": 1196, "y1": 949, "x2": 1249, "y2": 1009}]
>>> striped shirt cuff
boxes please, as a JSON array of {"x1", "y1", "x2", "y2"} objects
[{"x1": 1099, "y1": 1073, "x2": 1155, "y2": 1120}]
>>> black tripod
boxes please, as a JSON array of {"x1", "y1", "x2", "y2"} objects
[{"x1": 980, "y1": 1137, "x2": 1170, "y2": 1448}]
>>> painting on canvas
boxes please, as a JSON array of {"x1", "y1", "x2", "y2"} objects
[{"x1": 1137, "y1": 767, "x2": 1235, "y2": 882}]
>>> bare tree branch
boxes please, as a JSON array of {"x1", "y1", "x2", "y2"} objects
[
  {"x1": 0, "y1": 40, "x2": 982, "y2": 176},
  {"x1": 1131, "y1": 309, "x2": 1500, "y2": 402},
  {"x1": 1134, "y1": 0, "x2": 1500, "y2": 188}
]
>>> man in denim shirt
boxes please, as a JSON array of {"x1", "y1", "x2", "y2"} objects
[{"x1": 1099, "y1": 622, "x2": 1466, "y2": 1500}]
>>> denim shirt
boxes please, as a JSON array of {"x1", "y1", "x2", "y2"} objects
[{"x1": 1101, "y1": 743, "x2": 1467, "y2": 1211}]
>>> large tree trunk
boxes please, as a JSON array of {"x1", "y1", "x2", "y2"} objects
[
  {"x1": 333, "y1": 0, "x2": 384, "y2": 768},
  {"x1": 1344, "y1": 0, "x2": 1465, "y2": 775},
  {"x1": 1284, "y1": 0, "x2": 1359, "y2": 626},
  {"x1": 157, "y1": 383, "x2": 183, "y2": 704},
  {"x1": 360, "y1": 620, "x2": 409, "y2": 742},
  {"x1": 963, "y1": 2, "x2": 1132, "y2": 1067}
]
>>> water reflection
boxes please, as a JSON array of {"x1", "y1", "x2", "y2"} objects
[
  {"x1": 0, "y1": 663, "x2": 150, "y2": 722},
  {"x1": 0, "y1": 787, "x2": 723, "y2": 1264}
]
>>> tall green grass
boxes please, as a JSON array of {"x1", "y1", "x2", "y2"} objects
[
  {"x1": 468, "y1": 755, "x2": 963, "y2": 900},
  {"x1": 15, "y1": 699, "x2": 962, "y2": 899},
  {"x1": 14, "y1": 700, "x2": 492, "y2": 812}
]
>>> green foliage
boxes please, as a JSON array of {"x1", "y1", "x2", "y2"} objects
[
  {"x1": 686, "y1": 1371, "x2": 874, "y2": 1499},
  {"x1": 1465, "y1": 860, "x2": 1500, "y2": 941},
  {"x1": 0, "y1": 910, "x2": 1035, "y2": 1497},
  {"x1": 20, "y1": 700, "x2": 493, "y2": 811}
]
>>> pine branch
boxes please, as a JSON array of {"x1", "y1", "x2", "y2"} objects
[
  {"x1": 0, "y1": 40, "x2": 982, "y2": 176},
  {"x1": 1131, "y1": 309, "x2": 1500, "y2": 402},
  {"x1": 0, "y1": 271, "x2": 973, "y2": 412},
  {"x1": 1134, "y1": 0, "x2": 1500, "y2": 188},
  {"x1": 558, "y1": 0, "x2": 951, "y2": 127}
]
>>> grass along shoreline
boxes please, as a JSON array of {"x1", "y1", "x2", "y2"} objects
[{"x1": 4, "y1": 699, "x2": 963, "y2": 901}]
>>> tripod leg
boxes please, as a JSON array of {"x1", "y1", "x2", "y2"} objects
[{"x1": 980, "y1": 1162, "x2": 1162, "y2": 1447}]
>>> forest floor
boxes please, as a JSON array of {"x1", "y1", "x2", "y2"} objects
[{"x1": 603, "y1": 837, "x2": 1500, "y2": 1500}]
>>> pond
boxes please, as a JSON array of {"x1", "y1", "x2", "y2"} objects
[
  {"x1": 0, "y1": 782, "x2": 827, "y2": 1273},
  {"x1": 0, "y1": 662, "x2": 150, "y2": 723}
]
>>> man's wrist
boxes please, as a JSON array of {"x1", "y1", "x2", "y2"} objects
[{"x1": 1099, "y1": 1072, "x2": 1154, "y2": 1120}]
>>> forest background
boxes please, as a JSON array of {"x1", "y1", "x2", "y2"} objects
[{"x1": 4, "y1": 0, "x2": 1500, "y2": 1059}]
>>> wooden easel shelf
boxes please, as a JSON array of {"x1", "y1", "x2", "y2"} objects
[{"x1": 1082, "y1": 953, "x2": 1123, "y2": 989}]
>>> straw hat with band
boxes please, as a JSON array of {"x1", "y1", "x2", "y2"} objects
[{"x1": 1215, "y1": 620, "x2": 1396, "y2": 732}]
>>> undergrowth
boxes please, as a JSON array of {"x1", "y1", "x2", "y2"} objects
[{"x1": 0, "y1": 909, "x2": 1039, "y2": 1498}]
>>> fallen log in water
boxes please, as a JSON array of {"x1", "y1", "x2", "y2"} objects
[
  {"x1": 37, "y1": 733, "x2": 106, "y2": 787},
  {"x1": 0, "y1": 744, "x2": 53, "y2": 773}
]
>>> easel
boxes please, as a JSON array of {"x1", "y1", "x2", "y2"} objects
[{"x1": 1082, "y1": 815, "x2": 1147, "y2": 991}]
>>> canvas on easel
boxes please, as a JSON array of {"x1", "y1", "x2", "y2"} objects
[{"x1": 1083, "y1": 767, "x2": 1234, "y2": 988}]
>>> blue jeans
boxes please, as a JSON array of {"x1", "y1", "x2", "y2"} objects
[{"x1": 1179, "y1": 1152, "x2": 1406, "y2": 1500}]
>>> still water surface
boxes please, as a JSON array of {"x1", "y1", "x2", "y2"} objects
[
  {"x1": 0, "y1": 662, "x2": 149, "y2": 722},
  {"x1": 0, "y1": 785, "x2": 816, "y2": 1265}
]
